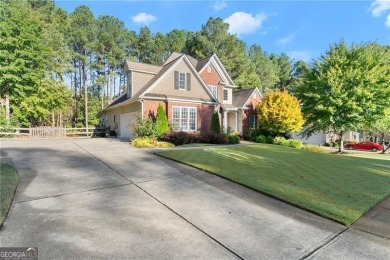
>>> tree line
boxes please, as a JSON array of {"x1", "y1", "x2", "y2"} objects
[{"x1": 0, "y1": 0, "x2": 299, "y2": 128}]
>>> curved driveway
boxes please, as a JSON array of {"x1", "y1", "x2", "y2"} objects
[{"x1": 1, "y1": 139, "x2": 389, "y2": 259}]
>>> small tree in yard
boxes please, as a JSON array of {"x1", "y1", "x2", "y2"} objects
[
  {"x1": 256, "y1": 90, "x2": 304, "y2": 135},
  {"x1": 210, "y1": 111, "x2": 221, "y2": 134},
  {"x1": 155, "y1": 103, "x2": 169, "y2": 136}
]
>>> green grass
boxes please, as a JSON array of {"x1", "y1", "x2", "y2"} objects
[
  {"x1": 179, "y1": 143, "x2": 218, "y2": 148},
  {"x1": 0, "y1": 161, "x2": 18, "y2": 225},
  {"x1": 156, "y1": 144, "x2": 390, "y2": 226}
]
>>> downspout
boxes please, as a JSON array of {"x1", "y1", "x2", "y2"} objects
[{"x1": 139, "y1": 99, "x2": 144, "y2": 119}]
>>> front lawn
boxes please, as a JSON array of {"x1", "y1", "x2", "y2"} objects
[
  {"x1": 156, "y1": 144, "x2": 390, "y2": 226},
  {"x1": 0, "y1": 161, "x2": 18, "y2": 226}
]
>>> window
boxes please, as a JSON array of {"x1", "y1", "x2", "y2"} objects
[
  {"x1": 172, "y1": 106, "x2": 197, "y2": 131},
  {"x1": 223, "y1": 89, "x2": 228, "y2": 101},
  {"x1": 249, "y1": 115, "x2": 257, "y2": 129},
  {"x1": 208, "y1": 85, "x2": 218, "y2": 99},
  {"x1": 179, "y1": 72, "x2": 186, "y2": 90},
  {"x1": 175, "y1": 71, "x2": 191, "y2": 91}
]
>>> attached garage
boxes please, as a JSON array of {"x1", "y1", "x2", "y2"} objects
[{"x1": 120, "y1": 113, "x2": 137, "y2": 139}]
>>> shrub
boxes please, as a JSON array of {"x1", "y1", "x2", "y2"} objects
[
  {"x1": 255, "y1": 134, "x2": 267, "y2": 143},
  {"x1": 245, "y1": 128, "x2": 262, "y2": 141},
  {"x1": 133, "y1": 117, "x2": 158, "y2": 138},
  {"x1": 131, "y1": 137, "x2": 156, "y2": 148},
  {"x1": 131, "y1": 137, "x2": 175, "y2": 148},
  {"x1": 266, "y1": 135, "x2": 274, "y2": 144},
  {"x1": 301, "y1": 145, "x2": 327, "y2": 153},
  {"x1": 159, "y1": 131, "x2": 194, "y2": 145},
  {"x1": 210, "y1": 111, "x2": 221, "y2": 134},
  {"x1": 324, "y1": 142, "x2": 333, "y2": 147},
  {"x1": 288, "y1": 139, "x2": 303, "y2": 149},
  {"x1": 223, "y1": 134, "x2": 240, "y2": 144},
  {"x1": 155, "y1": 141, "x2": 175, "y2": 148},
  {"x1": 155, "y1": 104, "x2": 169, "y2": 136},
  {"x1": 273, "y1": 136, "x2": 286, "y2": 145},
  {"x1": 198, "y1": 132, "x2": 229, "y2": 144}
]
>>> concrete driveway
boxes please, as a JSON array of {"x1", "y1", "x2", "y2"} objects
[{"x1": 1, "y1": 138, "x2": 389, "y2": 259}]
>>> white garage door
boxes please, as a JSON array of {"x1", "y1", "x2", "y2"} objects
[{"x1": 120, "y1": 113, "x2": 136, "y2": 139}]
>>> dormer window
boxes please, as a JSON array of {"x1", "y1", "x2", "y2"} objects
[{"x1": 174, "y1": 71, "x2": 191, "y2": 91}]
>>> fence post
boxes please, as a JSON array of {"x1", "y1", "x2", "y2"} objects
[{"x1": 29, "y1": 127, "x2": 32, "y2": 139}]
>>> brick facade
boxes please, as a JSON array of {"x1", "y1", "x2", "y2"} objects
[{"x1": 143, "y1": 99, "x2": 215, "y2": 133}]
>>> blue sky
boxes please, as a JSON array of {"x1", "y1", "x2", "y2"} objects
[{"x1": 56, "y1": 0, "x2": 390, "y2": 62}]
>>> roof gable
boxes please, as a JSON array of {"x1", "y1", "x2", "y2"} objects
[
  {"x1": 198, "y1": 54, "x2": 236, "y2": 87},
  {"x1": 139, "y1": 55, "x2": 217, "y2": 102},
  {"x1": 232, "y1": 88, "x2": 262, "y2": 108}
]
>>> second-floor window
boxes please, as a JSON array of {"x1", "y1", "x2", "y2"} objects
[
  {"x1": 223, "y1": 89, "x2": 228, "y2": 101},
  {"x1": 175, "y1": 71, "x2": 191, "y2": 91},
  {"x1": 179, "y1": 72, "x2": 186, "y2": 90}
]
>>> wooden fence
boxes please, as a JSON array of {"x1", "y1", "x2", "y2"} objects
[{"x1": 0, "y1": 127, "x2": 107, "y2": 139}]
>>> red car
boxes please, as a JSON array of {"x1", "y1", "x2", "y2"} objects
[{"x1": 344, "y1": 142, "x2": 384, "y2": 152}]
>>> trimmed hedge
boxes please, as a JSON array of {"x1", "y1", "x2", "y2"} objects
[
  {"x1": 131, "y1": 137, "x2": 174, "y2": 148},
  {"x1": 159, "y1": 131, "x2": 240, "y2": 146}
]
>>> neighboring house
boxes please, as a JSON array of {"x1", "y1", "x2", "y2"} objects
[
  {"x1": 291, "y1": 130, "x2": 361, "y2": 145},
  {"x1": 99, "y1": 52, "x2": 261, "y2": 139}
]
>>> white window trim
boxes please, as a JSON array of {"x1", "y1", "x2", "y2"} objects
[
  {"x1": 179, "y1": 72, "x2": 186, "y2": 90},
  {"x1": 223, "y1": 89, "x2": 228, "y2": 101},
  {"x1": 208, "y1": 85, "x2": 218, "y2": 99},
  {"x1": 172, "y1": 106, "x2": 197, "y2": 131}
]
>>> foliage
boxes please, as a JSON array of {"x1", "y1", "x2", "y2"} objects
[
  {"x1": 0, "y1": 161, "x2": 19, "y2": 225},
  {"x1": 210, "y1": 111, "x2": 221, "y2": 134},
  {"x1": 223, "y1": 134, "x2": 240, "y2": 144},
  {"x1": 273, "y1": 136, "x2": 286, "y2": 145},
  {"x1": 155, "y1": 104, "x2": 169, "y2": 136},
  {"x1": 255, "y1": 135, "x2": 267, "y2": 143},
  {"x1": 297, "y1": 41, "x2": 390, "y2": 152},
  {"x1": 133, "y1": 116, "x2": 158, "y2": 138},
  {"x1": 131, "y1": 137, "x2": 174, "y2": 148},
  {"x1": 156, "y1": 144, "x2": 390, "y2": 225},
  {"x1": 266, "y1": 135, "x2": 274, "y2": 144},
  {"x1": 257, "y1": 90, "x2": 304, "y2": 135},
  {"x1": 159, "y1": 131, "x2": 231, "y2": 146},
  {"x1": 301, "y1": 145, "x2": 327, "y2": 153}
]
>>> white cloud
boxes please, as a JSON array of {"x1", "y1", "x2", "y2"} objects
[
  {"x1": 288, "y1": 51, "x2": 312, "y2": 62},
  {"x1": 213, "y1": 0, "x2": 227, "y2": 11},
  {"x1": 386, "y1": 14, "x2": 390, "y2": 27},
  {"x1": 370, "y1": 0, "x2": 390, "y2": 27},
  {"x1": 131, "y1": 12, "x2": 157, "y2": 24},
  {"x1": 224, "y1": 12, "x2": 267, "y2": 36},
  {"x1": 276, "y1": 33, "x2": 295, "y2": 47},
  {"x1": 370, "y1": 0, "x2": 390, "y2": 17}
]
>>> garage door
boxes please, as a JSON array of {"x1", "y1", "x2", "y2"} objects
[{"x1": 120, "y1": 113, "x2": 137, "y2": 139}]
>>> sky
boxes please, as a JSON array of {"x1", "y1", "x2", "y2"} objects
[{"x1": 56, "y1": 0, "x2": 390, "y2": 62}]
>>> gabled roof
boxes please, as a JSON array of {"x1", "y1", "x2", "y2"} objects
[
  {"x1": 197, "y1": 54, "x2": 236, "y2": 87},
  {"x1": 106, "y1": 93, "x2": 128, "y2": 109},
  {"x1": 163, "y1": 52, "x2": 182, "y2": 65},
  {"x1": 232, "y1": 88, "x2": 262, "y2": 108},
  {"x1": 139, "y1": 54, "x2": 217, "y2": 102},
  {"x1": 125, "y1": 60, "x2": 161, "y2": 74}
]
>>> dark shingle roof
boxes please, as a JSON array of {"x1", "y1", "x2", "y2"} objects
[
  {"x1": 106, "y1": 93, "x2": 128, "y2": 108},
  {"x1": 232, "y1": 88, "x2": 257, "y2": 108},
  {"x1": 196, "y1": 56, "x2": 211, "y2": 71}
]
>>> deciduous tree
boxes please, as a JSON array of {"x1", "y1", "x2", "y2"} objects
[
  {"x1": 297, "y1": 41, "x2": 390, "y2": 152},
  {"x1": 257, "y1": 91, "x2": 304, "y2": 135}
]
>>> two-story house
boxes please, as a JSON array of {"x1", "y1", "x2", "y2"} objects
[{"x1": 100, "y1": 52, "x2": 262, "y2": 139}]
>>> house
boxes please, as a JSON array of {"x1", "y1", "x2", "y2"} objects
[
  {"x1": 99, "y1": 52, "x2": 262, "y2": 139},
  {"x1": 291, "y1": 130, "x2": 361, "y2": 145}
]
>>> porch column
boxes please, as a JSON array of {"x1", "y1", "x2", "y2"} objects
[
  {"x1": 223, "y1": 110, "x2": 227, "y2": 133},
  {"x1": 235, "y1": 111, "x2": 238, "y2": 132}
]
